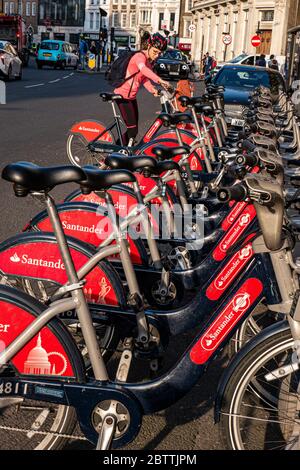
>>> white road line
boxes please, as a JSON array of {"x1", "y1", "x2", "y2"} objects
[
  {"x1": 62, "y1": 75, "x2": 69, "y2": 79},
  {"x1": 49, "y1": 79, "x2": 61, "y2": 83},
  {"x1": 25, "y1": 83, "x2": 45, "y2": 88},
  {"x1": 70, "y1": 73, "x2": 74, "y2": 76}
]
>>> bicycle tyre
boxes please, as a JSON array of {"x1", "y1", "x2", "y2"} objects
[{"x1": 219, "y1": 326, "x2": 297, "y2": 450}]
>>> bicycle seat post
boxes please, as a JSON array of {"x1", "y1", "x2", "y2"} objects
[
  {"x1": 43, "y1": 192, "x2": 109, "y2": 381},
  {"x1": 104, "y1": 190, "x2": 149, "y2": 345}
]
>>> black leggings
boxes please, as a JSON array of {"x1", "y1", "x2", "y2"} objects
[{"x1": 115, "y1": 98, "x2": 139, "y2": 146}]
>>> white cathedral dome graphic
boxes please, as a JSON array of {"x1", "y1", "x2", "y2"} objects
[{"x1": 23, "y1": 333, "x2": 68, "y2": 376}]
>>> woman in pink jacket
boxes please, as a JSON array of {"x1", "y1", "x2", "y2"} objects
[{"x1": 114, "y1": 32, "x2": 170, "y2": 145}]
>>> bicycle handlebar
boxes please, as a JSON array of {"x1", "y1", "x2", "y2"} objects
[
  {"x1": 217, "y1": 184, "x2": 248, "y2": 203},
  {"x1": 235, "y1": 154, "x2": 259, "y2": 167}
]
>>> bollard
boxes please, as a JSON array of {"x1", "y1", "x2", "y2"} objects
[{"x1": 0, "y1": 80, "x2": 6, "y2": 105}]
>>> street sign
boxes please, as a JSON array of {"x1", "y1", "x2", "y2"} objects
[
  {"x1": 251, "y1": 35, "x2": 261, "y2": 48},
  {"x1": 189, "y1": 24, "x2": 196, "y2": 33},
  {"x1": 222, "y1": 34, "x2": 232, "y2": 45}
]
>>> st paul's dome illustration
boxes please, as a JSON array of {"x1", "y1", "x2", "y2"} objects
[{"x1": 24, "y1": 333, "x2": 52, "y2": 375}]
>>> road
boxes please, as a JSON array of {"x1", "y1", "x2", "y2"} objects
[{"x1": 0, "y1": 59, "x2": 224, "y2": 450}]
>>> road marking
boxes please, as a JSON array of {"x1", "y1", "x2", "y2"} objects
[
  {"x1": 25, "y1": 83, "x2": 45, "y2": 88},
  {"x1": 49, "y1": 79, "x2": 61, "y2": 83},
  {"x1": 62, "y1": 75, "x2": 70, "y2": 79}
]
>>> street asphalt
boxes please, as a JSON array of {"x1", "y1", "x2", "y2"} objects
[{"x1": 0, "y1": 59, "x2": 225, "y2": 450}]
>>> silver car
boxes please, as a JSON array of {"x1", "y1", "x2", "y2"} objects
[{"x1": 0, "y1": 40, "x2": 22, "y2": 81}]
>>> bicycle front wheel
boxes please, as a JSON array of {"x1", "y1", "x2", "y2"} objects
[{"x1": 219, "y1": 326, "x2": 300, "y2": 450}]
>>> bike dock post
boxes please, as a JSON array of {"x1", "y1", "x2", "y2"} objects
[{"x1": 0, "y1": 81, "x2": 6, "y2": 105}]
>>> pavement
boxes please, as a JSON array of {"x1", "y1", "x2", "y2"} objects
[{"x1": 0, "y1": 58, "x2": 225, "y2": 450}]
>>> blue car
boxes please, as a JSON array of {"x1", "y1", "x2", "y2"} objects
[
  {"x1": 209, "y1": 64, "x2": 286, "y2": 125},
  {"x1": 36, "y1": 40, "x2": 78, "y2": 70}
]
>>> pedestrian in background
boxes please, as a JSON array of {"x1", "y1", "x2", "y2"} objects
[
  {"x1": 256, "y1": 54, "x2": 267, "y2": 67},
  {"x1": 268, "y1": 54, "x2": 279, "y2": 71},
  {"x1": 89, "y1": 41, "x2": 97, "y2": 55},
  {"x1": 204, "y1": 52, "x2": 213, "y2": 80},
  {"x1": 79, "y1": 35, "x2": 88, "y2": 70}
]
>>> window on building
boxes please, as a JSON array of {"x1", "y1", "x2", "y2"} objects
[
  {"x1": 244, "y1": 10, "x2": 249, "y2": 21},
  {"x1": 170, "y1": 12, "x2": 175, "y2": 31},
  {"x1": 32, "y1": 2, "x2": 36, "y2": 16},
  {"x1": 224, "y1": 14, "x2": 228, "y2": 24},
  {"x1": 261, "y1": 10, "x2": 274, "y2": 21},
  {"x1": 122, "y1": 0, "x2": 127, "y2": 4},
  {"x1": 95, "y1": 12, "x2": 100, "y2": 30},
  {"x1": 131, "y1": 0, "x2": 136, "y2": 4},
  {"x1": 184, "y1": 20, "x2": 191, "y2": 38},
  {"x1": 9, "y1": 2, "x2": 14, "y2": 14},
  {"x1": 186, "y1": 0, "x2": 193, "y2": 11},
  {"x1": 18, "y1": 1, "x2": 22, "y2": 15},
  {"x1": 159, "y1": 12, "x2": 164, "y2": 30},
  {"x1": 39, "y1": 3, "x2": 44, "y2": 20},
  {"x1": 112, "y1": 12, "x2": 120, "y2": 27},
  {"x1": 4, "y1": 2, "x2": 8, "y2": 15},
  {"x1": 113, "y1": 0, "x2": 119, "y2": 5},
  {"x1": 89, "y1": 12, "x2": 94, "y2": 30},
  {"x1": 91, "y1": 0, "x2": 94, "y2": 4},
  {"x1": 121, "y1": 13, "x2": 127, "y2": 28},
  {"x1": 130, "y1": 12, "x2": 136, "y2": 28},
  {"x1": 26, "y1": 2, "x2": 31, "y2": 16}
]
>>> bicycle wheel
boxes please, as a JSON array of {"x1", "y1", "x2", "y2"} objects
[
  {"x1": 67, "y1": 134, "x2": 100, "y2": 167},
  {"x1": 0, "y1": 384, "x2": 78, "y2": 450},
  {"x1": 228, "y1": 303, "x2": 284, "y2": 357},
  {"x1": 219, "y1": 326, "x2": 300, "y2": 450}
]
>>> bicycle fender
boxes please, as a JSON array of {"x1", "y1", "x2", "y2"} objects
[
  {"x1": 69, "y1": 120, "x2": 113, "y2": 143},
  {"x1": 0, "y1": 284, "x2": 85, "y2": 379},
  {"x1": 26, "y1": 202, "x2": 147, "y2": 266},
  {"x1": 0, "y1": 231, "x2": 123, "y2": 306}
]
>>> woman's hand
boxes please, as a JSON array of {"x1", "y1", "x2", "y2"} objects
[{"x1": 159, "y1": 80, "x2": 171, "y2": 90}]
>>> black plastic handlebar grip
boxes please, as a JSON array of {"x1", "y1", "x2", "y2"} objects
[
  {"x1": 235, "y1": 154, "x2": 259, "y2": 167},
  {"x1": 217, "y1": 184, "x2": 248, "y2": 203}
]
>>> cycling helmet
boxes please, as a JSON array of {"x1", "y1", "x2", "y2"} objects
[{"x1": 148, "y1": 33, "x2": 168, "y2": 52}]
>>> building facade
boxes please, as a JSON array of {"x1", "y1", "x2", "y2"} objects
[
  {"x1": 38, "y1": 0, "x2": 85, "y2": 44},
  {"x1": 191, "y1": 0, "x2": 300, "y2": 67},
  {"x1": 1, "y1": 1, "x2": 38, "y2": 32},
  {"x1": 83, "y1": 0, "x2": 109, "y2": 38},
  {"x1": 108, "y1": 0, "x2": 138, "y2": 49},
  {"x1": 177, "y1": 0, "x2": 193, "y2": 52}
]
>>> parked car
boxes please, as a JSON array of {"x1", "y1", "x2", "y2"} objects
[
  {"x1": 210, "y1": 64, "x2": 286, "y2": 125},
  {"x1": 36, "y1": 40, "x2": 78, "y2": 70},
  {"x1": 154, "y1": 48, "x2": 190, "y2": 80},
  {"x1": 214, "y1": 53, "x2": 286, "y2": 74},
  {"x1": 0, "y1": 40, "x2": 22, "y2": 80}
]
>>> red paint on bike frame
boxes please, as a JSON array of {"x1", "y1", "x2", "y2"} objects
[
  {"x1": 70, "y1": 120, "x2": 113, "y2": 143},
  {"x1": 213, "y1": 205, "x2": 256, "y2": 262},
  {"x1": 152, "y1": 131, "x2": 203, "y2": 168},
  {"x1": 221, "y1": 201, "x2": 248, "y2": 231},
  {"x1": 206, "y1": 244, "x2": 254, "y2": 301},
  {"x1": 190, "y1": 278, "x2": 263, "y2": 365},
  {"x1": 34, "y1": 209, "x2": 143, "y2": 265},
  {"x1": 0, "y1": 301, "x2": 76, "y2": 377},
  {"x1": 0, "y1": 243, "x2": 119, "y2": 305},
  {"x1": 143, "y1": 118, "x2": 163, "y2": 143}
]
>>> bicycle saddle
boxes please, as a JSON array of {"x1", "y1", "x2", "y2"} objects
[
  {"x1": 2, "y1": 162, "x2": 85, "y2": 196},
  {"x1": 178, "y1": 95, "x2": 203, "y2": 108},
  {"x1": 99, "y1": 92, "x2": 122, "y2": 102},
  {"x1": 81, "y1": 167, "x2": 136, "y2": 193},
  {"x1": 159, "y1": 112, "x2": 192, "y2": 127},
  {"x1": 152, "y1": 160, "x2": 181, "y2": 175},
  {"x1": 105, "y1": 154, "x2": 157, "y2": 172},
  {"x1": 194, "y1": 103, "x2": 214, "y2": 115},
  {"x1": 152, "y1": 145, "x2": 189, "y2": 160}
]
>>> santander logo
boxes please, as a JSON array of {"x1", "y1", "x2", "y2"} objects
[
  {"x1": 191, "y1": 278, "x2": 263, "y2": 365},
  {"x1": 9, "y1": 253, "x2": 65, "y2": 270},
  {"x1": 10, "y1": 253, "x2": 21, "y2": 263},
  {"x1": 78, "y1": 126, "x2": 99, "y2": 133},
  {"x1": 207, "y1": 244, "x2": 253, "y2": 300},
  {"x1": 239, "y1": 213, "x2": 251, "y2": 226}
]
